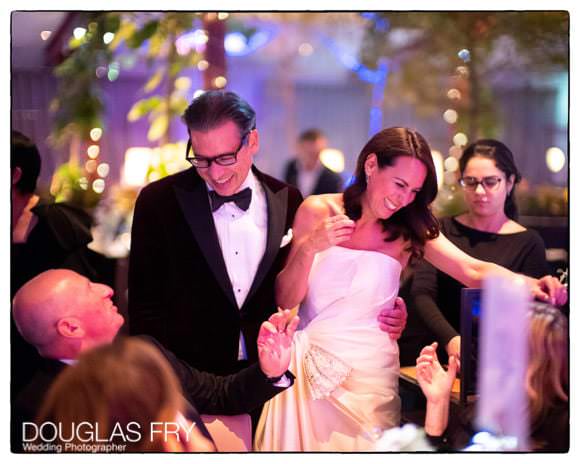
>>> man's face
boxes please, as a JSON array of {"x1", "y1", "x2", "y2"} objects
[
  {"x1": 68, "y1": 275, "x2": 124, "y2": 347},
  {"x1": 298, "y1": 137, "x2": 327, "y2": 170},
  {"x1": 189, "y1": 120, "x2": 258, "y2": 196}
]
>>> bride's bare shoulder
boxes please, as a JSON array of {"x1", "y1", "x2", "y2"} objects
[{"x1": 299, "y1": 193, "x2": 344, "y2": 218}]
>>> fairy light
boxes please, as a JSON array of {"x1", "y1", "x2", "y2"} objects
[
  {"x1": 85, "y1": 160, "x2": 97, "y2": 173},
  {"x1": 443, "y1": 109, "x2": 458, "y2": 124},
  {"x1": 90, "y1": 128, "x2": 103, "y2": 142},
  {"x1": 97, "y1": 163, "x2": 110, "y2": 178},
  {"x1": 213, "y1": 76, "x2": 227, "y2": 88},
  {"x1": 444, "y1": 156, "x2": 459, "y2": 172},
  {"x1": 92, "y1": 179, "x2": 105, "y2": 194},
  {"x1": 298, "y1": 43, "x2": 314, "y2": 56},
  {"x1": 447, "y1": 88, "x2": 461, "y2": 100},
  {"x1": 87, "y1": 145, "x2": 100, "y2": 159},
  {"x1": 73, "y1": 27, "x2": 87, "y2": 40},
  {"x1": 546, "y1": 147, "x2": 566, "y2": 173},
  {"x1": 103, "y1": 32, "x2": 115, "y2": 44},
  {"x1": 453, "y1": 132, "x2": 468, "y2": 147}
]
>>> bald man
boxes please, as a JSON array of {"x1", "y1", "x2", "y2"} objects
[{"x1": 11, "y1": 269, "x2": 298, "y2": 452}]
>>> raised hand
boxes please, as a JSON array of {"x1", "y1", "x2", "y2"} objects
[
  {"x1": 304, "y1": 214, "x2": 355, "y2": 255},
  {"x1": 257, "y1": 309, "x2": 300, "y2": 379},
  {"x1": 415, "y1": 342, "x2": 459, "y2": 403},
  {"x1": 377, "y1": 296, "x2": 408, "y2": 340},
  {"x1": 532, "y1": 275, "x2": 568, "y2": 306}
]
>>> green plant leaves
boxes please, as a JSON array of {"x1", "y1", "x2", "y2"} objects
[{"x1": 127, "y1": 96, "x2": 163, "y2": 121}]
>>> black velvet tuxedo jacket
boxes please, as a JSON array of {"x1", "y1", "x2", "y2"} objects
[
  {"x1": 11, "y1": 335, "x2": 294, "y2": 452},
  {"x1": 283, "y1": 159, "x2": 344, "y2": 196},
  {"x1": 128, "y1": 166, "x2": 303, "y2": 375}
]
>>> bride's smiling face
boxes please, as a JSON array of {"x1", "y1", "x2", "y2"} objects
[{"x1": 363, "y1": 155, "x2": 427, "y2": 221}]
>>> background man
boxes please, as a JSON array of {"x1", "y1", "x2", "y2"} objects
[{"x1": 283, "y1": 128, "x2": 343, "y2": 196}]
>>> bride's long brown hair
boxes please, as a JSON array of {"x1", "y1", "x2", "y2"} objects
[{"x1": 343, "y1": 127, "x2": 439, "y2": 261}]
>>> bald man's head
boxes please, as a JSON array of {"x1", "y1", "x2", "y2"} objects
[{"x1": 12, "y1": 270, "x2": 123, "y2": 359}]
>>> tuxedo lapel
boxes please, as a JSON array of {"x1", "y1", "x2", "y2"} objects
[
  {"x1": 173, "y1": 175, "x2": 237, "y2": 308},
  {"x1": 245, "y1": 170, "x2": 288, "y2": 305}
]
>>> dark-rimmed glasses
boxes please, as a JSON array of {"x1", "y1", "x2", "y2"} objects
[
  {"x1": 459, "y1": 176, "x2": 502, "y2": 191},
  {"x1": 186, "y1": 132, "x2": 249, "y2": 168}
]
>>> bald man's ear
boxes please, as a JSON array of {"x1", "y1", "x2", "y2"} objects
[{"x1": 56, "y1": 318, "x2": 85, "y2": 338}]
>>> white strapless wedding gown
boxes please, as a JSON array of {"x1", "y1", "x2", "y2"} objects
[{"x1": 255, "y1": 246, "x2": 402, "y2": 451}]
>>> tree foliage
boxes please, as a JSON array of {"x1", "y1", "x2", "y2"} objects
[{"x1": 359, "y1": 12, "x2": 568, "y2": 139}]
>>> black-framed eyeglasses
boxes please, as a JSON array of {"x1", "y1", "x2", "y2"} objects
[
  {"x1": 459, "y1": 176, "x2": 503, "y2": 191},
  {"x1": 186, "y1": 132, "x2": 250, "y2": 168}
]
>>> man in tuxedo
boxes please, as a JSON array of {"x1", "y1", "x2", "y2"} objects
[
  {"x1": 128, "y1": 91, "x2": 304, "y2": 375},
  {"x1": 11, "y1": 269, "x2": 298, "y2": 452},
  {"x1": 128, "y1": 91, "x2": 407, "y2": 377},
  {"x1": 283, "y1": 128, "x2": 344, "y2": 196}
]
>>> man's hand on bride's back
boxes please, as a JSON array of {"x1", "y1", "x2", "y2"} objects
[{"x1": 377, "y1": 296, "x2": 407, "y2": 340}]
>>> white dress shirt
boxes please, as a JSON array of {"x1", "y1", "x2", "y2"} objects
[
  {"x1": 296, "y1": 161, "x2": 322, "y2": 196},
  {"x1": 207, "y1": 170, "x2": 268, "y2": 360}
]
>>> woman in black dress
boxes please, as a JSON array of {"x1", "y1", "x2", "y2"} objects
[{"x1": 405, "y1": 139, "x2": 566, "y2": 363}]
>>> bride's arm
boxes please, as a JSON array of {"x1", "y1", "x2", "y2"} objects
[
  {"x1": 275, "y1": 196, "x2": 355, "y2": 309},
  {"x1": 424, "y1": 233, "x2": 567, "y2": 305}
]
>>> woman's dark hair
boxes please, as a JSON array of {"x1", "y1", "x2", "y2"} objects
[
  {"x1": 459, "y1": 139, "x2": 522, "y2": 220},
  {"x1": 343, "y1": 127, "x2": 439, "y2": 260},
  {"x1": 11, "y1": 130, "x2": 41, "y2": 194}
]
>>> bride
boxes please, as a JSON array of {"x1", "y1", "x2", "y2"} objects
[{"x1": 254, "y1": 127, "x2": 566, "y2": 452}]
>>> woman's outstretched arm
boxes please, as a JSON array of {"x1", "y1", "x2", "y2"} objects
[{"x1": 424, "y1": 233, "x2": 567, "y2": 305}]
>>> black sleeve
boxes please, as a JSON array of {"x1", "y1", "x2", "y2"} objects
[
  {"x1": 282, "y1": 160, "x2": 292, "y2": 184},
  {"x1": 128, "y1": 188, "x2": 168, "y2": 344},
  {"x1": 425, "y1": 432, "x2": 452, "y2": 451},
  {"x1": 143, "y1": 336, "x2": 294, "y2": 415},
  {"x1": 410, "y1": 259, "x2": 459, "y2": 347},
  {"x1": 43, "y1": 203, "x2": 99, "y2": 281},
  {"x1": 518, "y1": 232, "x2": 551, "y2": 278}
]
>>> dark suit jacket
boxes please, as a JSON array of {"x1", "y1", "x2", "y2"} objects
[
  {"x1": 283, "y1": 159, "x2": 343, "y2": 196},
  {"x1": 128, "y1": 166, "x2": 303, "y2": 374},
  {"x1": 144, "y1": 336, "x2": 294, "y2": 415},
  {"x1": 11, "y1": 336, "x2": 294, "y2": 452}
]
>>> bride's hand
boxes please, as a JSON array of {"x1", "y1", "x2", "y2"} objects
[{"x1": 304, "y1": 214, "x2": 355, "y2": 254}]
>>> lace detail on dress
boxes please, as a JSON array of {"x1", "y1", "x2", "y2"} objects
[{"x1": 304, "y1": 343, "x2": 352, "y2": 400}]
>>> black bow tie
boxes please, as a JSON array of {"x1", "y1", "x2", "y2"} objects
[{"x1": 209, "y1": 187, "x2": 252, "y2": 212}]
